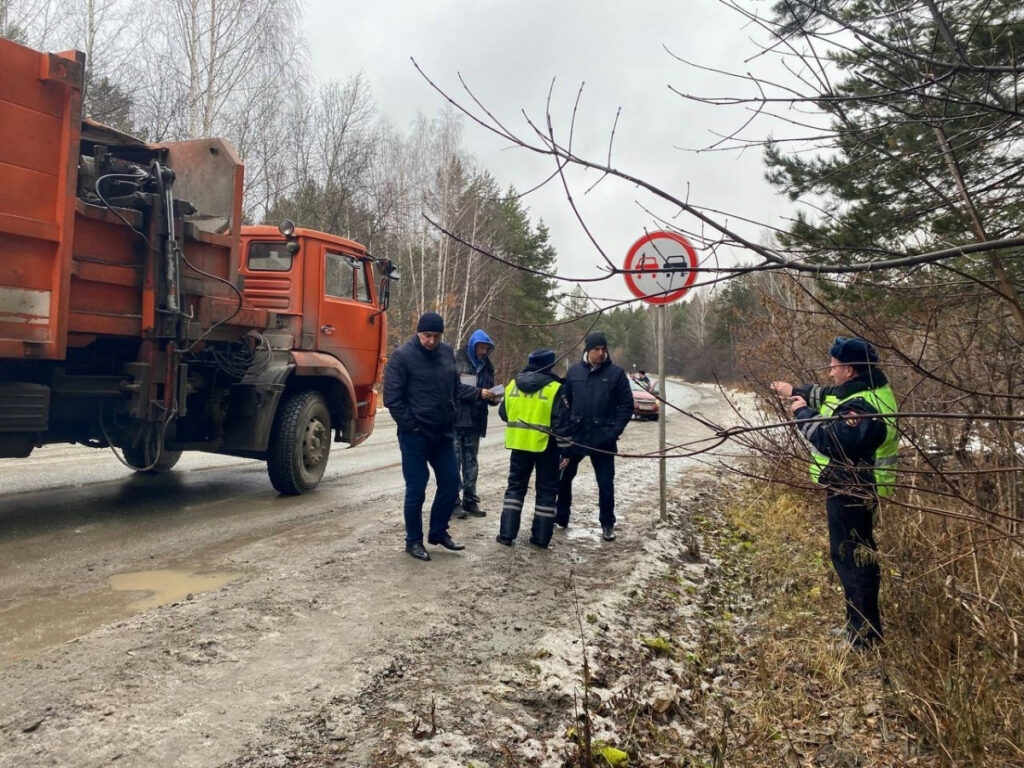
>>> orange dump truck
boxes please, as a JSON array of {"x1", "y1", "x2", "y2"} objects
[{"x1": 0, "y1": 38, "x2": 394, "y2": 494}]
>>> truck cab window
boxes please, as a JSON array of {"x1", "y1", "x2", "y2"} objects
[
  {"x1": 247, "y1": 242, "x2": 293, "y2": 271},
  {"x1": 325, "y1": 252, "x2": 372, "y2": 303}
]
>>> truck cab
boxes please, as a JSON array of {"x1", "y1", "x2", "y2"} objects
[
  {"x1": 239, "y1": 225, "x2": 388, "y2": 450},
  {"x1": 0, "y1": 35, "x2": 393, "y2": 495}
]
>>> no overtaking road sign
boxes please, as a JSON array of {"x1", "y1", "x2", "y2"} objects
[{"x1": 623, "y1": 231, "x2": 698, "y2": 305}]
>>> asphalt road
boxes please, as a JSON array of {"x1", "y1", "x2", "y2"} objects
[{"x1": 0, "y1": 379, "x2": 716, "y2": 666}]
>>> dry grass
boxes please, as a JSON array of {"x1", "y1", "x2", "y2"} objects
[
  {"x1": 516, "y1": 475, "x2": 1023, "y2": 766},
  {"x1": 696, "y1": 482, "x2": 1024, "y2": 767}
]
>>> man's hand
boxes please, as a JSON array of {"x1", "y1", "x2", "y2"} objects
[
  {"x1": 559, "y1": 457, "x2": 570, "y2": 470},
  {"x1": 481, "y1": 388, "x2": 498, "y2": 403},
  {"x1": 770, "y1": 380, "x2": 794, "y2": 398},
  {"x1": 789, "y1": 395, "x2": 807, "y2": 414}
]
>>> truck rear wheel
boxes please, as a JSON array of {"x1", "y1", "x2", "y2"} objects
[
  {"x1": 123, "y1": 444, "x2": 183, "y2": 473},
  {"x1": 267, "y1": 390, "x2": 331, "y2": 495}
]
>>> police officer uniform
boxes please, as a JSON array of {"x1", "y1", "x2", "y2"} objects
[
  {"x1": 496, "y1": 349, "x2": 570, "y2": 548},
  {"x1": 791, "y1": 337, "x2": 898, "y2": 647}
]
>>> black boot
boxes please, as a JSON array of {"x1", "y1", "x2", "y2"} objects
[
  {"x1": 498, "y1": 506, "x2": 521, "y2": 543},
  {"x1": 530, "y1": 515, "x2": 555, "y2": 548},
  {"x1": 463, "y1": 500, "x2": 486, "y2": 517}
]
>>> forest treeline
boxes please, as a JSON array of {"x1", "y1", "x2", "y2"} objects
[{"x1": 0, "y1": 0, "x2": 754, "y2": 380}]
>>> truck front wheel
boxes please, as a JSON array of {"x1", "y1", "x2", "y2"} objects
[{"x1": 267, "y1": 390, "x2": 332, "y2": 495}]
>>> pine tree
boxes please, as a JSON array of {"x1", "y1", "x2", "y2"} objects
[{"x1": 765, "y1": 1, "x2": 1024, "y2": 322}]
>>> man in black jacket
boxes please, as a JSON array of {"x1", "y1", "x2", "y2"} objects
[
  {"x1": 555, "y1": 332, "x2": 633, "y2": 541},
  {"x1": 453, "y1": 328, "x2": 497, "y2": 518},
  {"x1": 383, "y1": 311, "x2": 496, "y2": 561}
]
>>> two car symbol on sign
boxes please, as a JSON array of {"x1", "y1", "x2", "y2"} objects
[{"x1": 637, "y1": 252, "x2": 689, "y2": 281}]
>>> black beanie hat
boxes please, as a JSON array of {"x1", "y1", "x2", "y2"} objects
[
  {"x1": 829, "y1": 336, "x2": 879, "y2": 368},
  {"x1": 416, "y1": 311, "x2": 444, "y2": 333},
  {"x1": 584, "y1": 332, "x2": 608, "y2": 352},
  {"x1": 527, "y1": 348, "x2": 556, "y2": 370}
]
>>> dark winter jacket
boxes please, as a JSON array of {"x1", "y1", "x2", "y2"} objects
[
  {"x1": 793, "y1": 370, "x2": 890, "y2": 491},
  {"x1": 454, "y1": 329, "x2": 496, "y2": 435},
  {"x1": 498, "y1": 367, "x2": 572, "y2": 448},
  {"x1": 382, "y1": 335, "x2": 479, "y2": 438},
  {"x1": 562, "y1": 353, "x2": 633, "y2": 454}
]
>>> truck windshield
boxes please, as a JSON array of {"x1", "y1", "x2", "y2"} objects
[{"x1": 248, "y1": 242, "x2": 294, "y2": 271}]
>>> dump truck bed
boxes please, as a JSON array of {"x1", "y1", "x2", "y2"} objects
[{"x1": 0, "y1": 36, "x2": 255, "y2": 361}]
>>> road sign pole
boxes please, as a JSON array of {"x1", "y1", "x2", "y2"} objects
[
  {"x1": 658, "y1": 304, "x2": 667, "y2": 522},
  {"x1": 622, "y1": 230, "x2": 697, "y2": 524}
]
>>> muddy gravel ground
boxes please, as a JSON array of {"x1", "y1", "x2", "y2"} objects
[{"x1": 0, "y1": 381, "x2": 751, "y2": 767}]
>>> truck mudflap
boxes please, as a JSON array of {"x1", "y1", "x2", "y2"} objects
[
  {"x1": 350, "y1": 414, "x2": 374, "y2": 448},
  {"x1": 219, "y1": 353, "x2": 294, "y2": 454},
  {"x1": 348, "y1": 388, "x2": 377, "y2": 447}
]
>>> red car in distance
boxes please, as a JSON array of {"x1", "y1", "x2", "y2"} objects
[{"x1": 629, "y1": 377, "x2": 660, "y2": 421}]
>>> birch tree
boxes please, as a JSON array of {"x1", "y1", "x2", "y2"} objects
[{"x1": 148, "y1": 0, "x2": 304, "y2": 140}]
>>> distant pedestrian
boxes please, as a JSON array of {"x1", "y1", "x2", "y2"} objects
[
  {"x1": 496, "y1": 349, "x2": 571, "y2": 548},
  {"x1": 556, "y1": 332, "x2": 633, "y2": 541},
  {"x1": 453, "y1": 329, "x2": 497, "y2": 518},
  {"x1": 382, "y1": 311, "x2": 497, "y2": 561},
  {"x1": 771, "y1": 336, "x2": 899, "y2": 648},
  {"x1": 633, "y1": 369, "x2": 652, "y2": 391}
]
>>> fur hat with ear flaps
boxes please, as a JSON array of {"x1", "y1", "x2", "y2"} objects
[
  {"x1": 829, "y1": 336, "x2": 879, "y2": 371},
  {"x1": 527, "y1": 348, "x2": 556, "y2": 371}
]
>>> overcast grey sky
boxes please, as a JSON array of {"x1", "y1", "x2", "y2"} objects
[{"x1": 303, "y1": 1, "x2": 792, "y2": 304}]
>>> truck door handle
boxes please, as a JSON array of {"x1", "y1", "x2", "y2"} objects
[{"x1": 320, "y1": 325, "x2": 335, "y2": 335}]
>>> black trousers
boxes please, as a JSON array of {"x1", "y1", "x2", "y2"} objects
[
  {"x1": 498, "y1": 443, "x2": 559, "y2": 545},
  {"x1": 827, "y1": 492, "x2": 882, "y2": 642},
  {"x1": 555, "y1": 449, "x2": 616, "y2": 528}
]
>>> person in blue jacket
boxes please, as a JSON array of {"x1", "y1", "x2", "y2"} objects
[
  {"x1": 453, "y1": 328, "x2": 497, "y2": 518},
  {"x1": 555, "y1": 332, "x2": 633, "y2": 542},
  {"x1": 383, "y1": 312, "x2": 497, "y2": 561}
]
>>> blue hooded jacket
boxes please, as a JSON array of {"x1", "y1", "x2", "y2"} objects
[
  {"x1": 455, "y1": 329, "x2": 496, "y2": 434},
  {"x1": 466, "y1": 329, "x2": 495, "y2": 371}
]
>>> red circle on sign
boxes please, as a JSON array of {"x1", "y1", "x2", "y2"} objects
[{"x1": 623, "y1": 231, "x2": 698, "y2": 305}]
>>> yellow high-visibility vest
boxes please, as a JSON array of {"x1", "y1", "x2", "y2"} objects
[
  {"x1": 808, "y1": 384, "x2": 898, "y2": 497},
  {"x1": 504, "y1": 379, "x2": 561, "y2": 452}
]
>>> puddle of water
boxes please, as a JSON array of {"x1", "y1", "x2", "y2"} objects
[
  {"x1": 0, "y1": 568, "x2": 240, "y2": 669},
  {"x1": 0, "y1": 591, "x2": 131, "y2": 669},
  {"x1": 109, "y1": 568, "x2": 240, "y2": 610}
]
